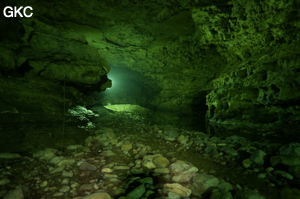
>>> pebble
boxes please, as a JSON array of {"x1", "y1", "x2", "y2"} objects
[
  {"x1": 74, "y1": 152, "x2": 85, "y2": 157},
  {"x1": 102, "y1": 150, "x2": 116, "y2": 157},
  {"x1": 121, "y1": 143, "x2": 133, "y2": 151},
  {"x1": 0, "y1": 178, "x2": 10, "y2": 185},
  {"x1": 109, "y1": 178, "x2": 121, "y2": 183},
  {"x1": 257, "y1": 173, "x2": 267, "y2": 179},
  {"x1": 154, "y1": 168, "x2": 170, "y2": 174},
  {"x1": 114, "y1": 166, "x2": 130, "y2": 170},
  {"x1": 57, "y1": 159, "x2": 76, "y2": 167},
  {"x1": 220, "y1": 162, "x2": 226, "y2": 165},
  {"x1": 53, "y1": 192, "x2": 64, "y2": 197},
  {"x1": 142, "y1": 154, "x2": 161, "y2": 169},
  {"x1": 71, "y1": 182, "x2": 80, "y2": 188},
  {"x1": 250, "y1": 150, "x2": 266, "y2": 165},
  {"x1": 49, "y1": 166, "x2": 65, "y2": 174},
  {"x1": 164, "y1": 183, "x2": 191, "y2": 197},
  {"x1": 80, "y1": 184, "x2": 94, "y2": 191},
  {"x1": 253, "y1": 168, "x2": 259, "y2": 172},
  {"x1": 236, "y1": 184, "x2": 242, "y2": 190},
  {"x1": 40, "y1": 180, "x2": 48, "y2": 187},
  {"x1": 59, "y1": 185, "x2": 70, "y2": 193},
  {"x1": 33, "y1": 148, "x2": 57, "y2": 160},
  {"x1": 131, "y1": 168, "x2": 144, "y2": 174},
  {"x1": 79, "y1": 162, "x2": 97, "y2": 171},
  {"x1": 242, "y1": 159, "x2": 252, "y2": 168},
  {"x1": 127, "y1": 184, "x2": 146, "y2": 199},
  {"x1": 103, "y1": 174, "x2": 118, "y2": 179},
  {"x1": 164, "y1": 135, "x2": 176, "y2": 141},
  {"x1": 62, "y1": 170, "x2": 73, "y2": 177},
  {"x1": 115, "y1": 188, "x2": 126, "y2": 195},
  {"x1": 274, "y1": 170, "x2": 294, "y2": 180},
  {"x1": 93, "y1": 183, "x2": 99, "y2": 189},
  {"x1": 67, "y1": 145, "x2": 83, "y2": 150},
  {"x1": 104, "y1": 163, "x2": 115, "y2": 168},
  {"x1": 266, "y1": 167, "x2": 274, "y2": 173},
  {"x1": 177, "y1": 135, "x2": 188, "y2": 145},
  {"x1": 50, "y1": 156, "x2": 63, "y2": 165},
  {"x1": 61, "y1": 178, "x2": 70, "y2": 185},
  {"x1": 169, "y1": 160, "x2": 190, "y2": 173},
  {"x1": 153, "y1": 156, "x2": 170, "y2": 168},
  {"x1": 224, "y1": 148, "x2": 238, "y2": 156},
  {"x1": 268, "y1": 183, "x2": 275, "y2": 187},
  {"x1": 101, "y1": 168, "x2": 113, "y2": 173}
]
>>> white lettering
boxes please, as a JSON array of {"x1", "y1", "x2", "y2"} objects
[
  {"x1": 23, "y1": 6, "x2": 33, "y2": 18},
  {"x1": 14, "y1": 6, "x2": 23, "y2": 17},
  {"x1": 3, "y1": 6, "x2": 33, "y2": 18},
  {"x1": 3, "y1": 6, "x2": 14, "y2": 18}
]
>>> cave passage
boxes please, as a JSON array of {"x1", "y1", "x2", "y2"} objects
[{"x1": 0, "y1": 0, "x2": 300, "y2": 199}]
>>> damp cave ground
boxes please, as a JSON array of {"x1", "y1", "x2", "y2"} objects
[{"x1": 0, "y1": 106, "x2": 294, "y2": 198}]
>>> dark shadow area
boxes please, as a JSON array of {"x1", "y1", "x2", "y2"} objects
[{"x1": 206, "y1": 121, "x2": 300, "y2": 144}]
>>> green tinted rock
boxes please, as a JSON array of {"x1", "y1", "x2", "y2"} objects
[{"x1": 127, "y1": 185, "x2": 146, "y2": 199}]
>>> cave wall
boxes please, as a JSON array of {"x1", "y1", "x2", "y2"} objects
[
  {"x1": 207, "y1": 55, "x2": 300, "y2": 126},
  {"x1": 201, "y1": 0, "x2": 300, "y2": 126},
  {"x1": 0, "y1": 1, "x2": 112, "y2": 122},
  {"x1": 0, "y1": 0, "x2": 299, "y2": 125}
]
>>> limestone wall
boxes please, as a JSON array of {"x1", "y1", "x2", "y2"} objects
[
  {"x1": 207, "y1": 55, "x2": 300, "y2": 125},
  {"x1": 0, "y1": 0, "x2": 299, "y2": 119}
]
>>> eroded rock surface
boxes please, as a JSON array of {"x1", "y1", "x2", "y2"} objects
[{"x1": 1, "y1": 0, "x2": 299, "y2": 122}]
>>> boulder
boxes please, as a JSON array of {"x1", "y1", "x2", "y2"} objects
[
  {"x1": 191, "y1": 174, "x2": 219, "y2": 197},
  {"x1": 169, "y1": 160, "x2": 191, "y2": 173},
  {"x1": 153, "y1": 156, "x2": 170, "y2": 168},
  {"x1": 142, "y1": 154, "x2": 161, "y2": 169},
  {"x1": 163, "y1": 183, "x2": 191, "y2": 197},
  {"x1": 172, "y1": 167, "x2": 198, "y2": 183}
]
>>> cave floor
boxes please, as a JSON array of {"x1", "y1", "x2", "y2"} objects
[{"x1": 0, "y1": 107, "x2": 297, "y2": 198}]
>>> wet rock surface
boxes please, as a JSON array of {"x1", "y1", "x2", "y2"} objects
[
  {"x1": 0, "y1": 111, "x2": 299, "y2": 199},
  {"x1": 1, "y1": 0, "x2": 299, "y2": 122}
]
